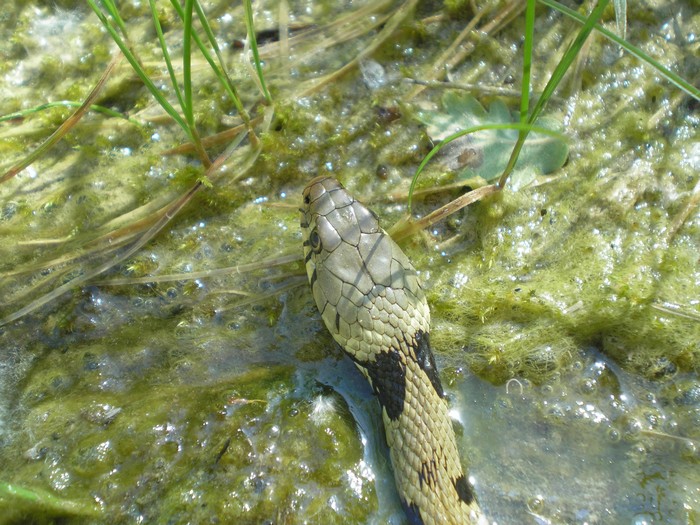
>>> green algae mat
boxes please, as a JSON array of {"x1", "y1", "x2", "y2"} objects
[{"x1": 0, "y1": 1, "x2": 698, "y2": 523}]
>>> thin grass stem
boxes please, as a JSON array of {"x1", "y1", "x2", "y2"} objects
[
  {"x1": 148, "y1": 0, "x2": 187, "y2": 121},
  {"x1": 96, "y1": 253, "x2": 302, "y2": 286},
  {"x1": 1, "y1": 53, "x2": 123, "y2": 183},
  {"x1": 0, "y1": 101, "x2": 142, "y2": 125},
  {"x1": 180, "y1": 0, "x2": 211, "y2": 166},
  {"x1": 520, "y1": 0, "x2": 536, "y2": 123},
  {"x1": 192, "y1": 1, "x2": 249, "y2": 121},
  {"x1": 0, "y1": 181, "x2": 203, "y2": 326},
  {"x1": 167, "y1": 0, "x2": 254, "y2": 137},
  {"x1": 87, "y1": 0, "x2": 193, "y2": 141},
  {"x1": 0, "y1": 483, "x2": 100, "y2": 517},
  {"x1": 98, "y1": 0, "x2": 128, "y2": 39},
  {"x1": 540, "y1": 0, "x2": 699, "y2": 101},
  {"x1": 497, "y1": 0, "x2": 610, "y2": 188},
  {"x1": 183, "y1": 0, "x2": 195, "y2": 131},
  {"x1": 244, "y1": 0, "x2": 272, "y2": 103}
]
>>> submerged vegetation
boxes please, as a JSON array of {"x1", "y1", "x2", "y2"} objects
[{"x1": 0, "y1": 0, "x2": 698, "y2": 522}]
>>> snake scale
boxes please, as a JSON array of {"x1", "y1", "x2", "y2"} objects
[{"x1": 300, "y1": 176, "x2": 485, "y2": 525}]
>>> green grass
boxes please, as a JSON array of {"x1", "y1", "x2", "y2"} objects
[
  {"x1": 543, "y1": 0, "x2": 698, "y2": 101},
  {"x1": 405, "y1": 0, "x2": 698, "y2": 228},
  {"x1": 86, "y1": 0, "x2": 264, "y2": 166},
  {"x1": 405, "y1": 0, "x2": 610, "y2": 221},
  {"x1": 0, "y1": 0, "x2": 272, "y2": 325},
  {"x1": 0, "y1": 100, "x2": 141, "y2": 125}
]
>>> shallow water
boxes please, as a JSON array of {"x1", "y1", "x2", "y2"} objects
[{"x1": 0, "y1": 0, "x2": 698, "y2": 523}]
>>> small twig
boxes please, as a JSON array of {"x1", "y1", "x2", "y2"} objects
[{"x1": 391, "y1": 184, "x2": 500, "y2": 241}]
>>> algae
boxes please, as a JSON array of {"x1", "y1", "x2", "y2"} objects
[{"x1": 0, "y1": 0, "x2": 698, "y2": 523}]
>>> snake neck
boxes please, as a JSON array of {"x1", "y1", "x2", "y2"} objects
[{"x1": 354, "y1": 332, "x2": 484, "y2": 525}]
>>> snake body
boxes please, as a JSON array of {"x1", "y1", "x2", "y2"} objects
[{"x1": 300, "y1": 176, "x2": 484, "y2": 525}]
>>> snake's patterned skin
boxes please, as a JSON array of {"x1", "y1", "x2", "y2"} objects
[{"x1": 300, "y1": 176, "x2": 485, "y2": 525}]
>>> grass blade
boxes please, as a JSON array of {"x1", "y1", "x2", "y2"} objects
[
  {"x1": 519, "y1": 0, "x2": 536, "y2": 123},
  {"x1": 0, "y1": 101, "x2": 143, "y2": 125},
  {"x1": 179, "y1": 0, "x2": 210, "y2": 165},
  {"x1": 1, "y1": 54, "x2": 123, "y2": 183},
  {"x1": 148, "y1": 0, "x2": 186, "y2": 119},
  {"x1": 192, "y1": 0, "x2": 248, "y2": 120},
  {"x1": 613, "y1": 0, "x2": 627, "y2": 39},
  {"x1": 497, "y1": 0, "x2": 610, "y2": 188},
  {"x1": 87, "y1": 0, "x2": 192, "y2": 140},
  {"x1": 244, "y1": 0, "x2": 272, "y2": 102},
  {"x1": 0, "y1": 482, "x2": 101, "y2": 518},
  {"x1": 97, "y1": 0, "x2": 128, "y2": 37},
  {"x1": 168, "y1": 0, "x2": 252, "y2": 127},
  {"x1": 540, "y1": 0, "x2": 699, "y2": 101},
  {"x1": 182, "y1": 0, "x2": 195, "y2": 130}
]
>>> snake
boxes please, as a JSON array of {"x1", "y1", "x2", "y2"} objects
[{"x1": 300, "y1": 176, "x2": 485, "y2": 525}]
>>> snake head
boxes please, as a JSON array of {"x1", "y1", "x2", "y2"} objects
[
  {"x1": 300, "y1": 176, "x2": 430, "y2": 361},
  {"x1": 300, "y1": 176, "x2": 380, "y2": 285}
]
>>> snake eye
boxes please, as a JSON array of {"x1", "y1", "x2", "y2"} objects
[{"x1": 309, "y1": 230, "x2": 322, "y2": 252}]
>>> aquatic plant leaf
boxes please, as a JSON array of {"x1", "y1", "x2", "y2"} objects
[{"x1": 415, "y1": 91, "x2": 568, "y2": 189}]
